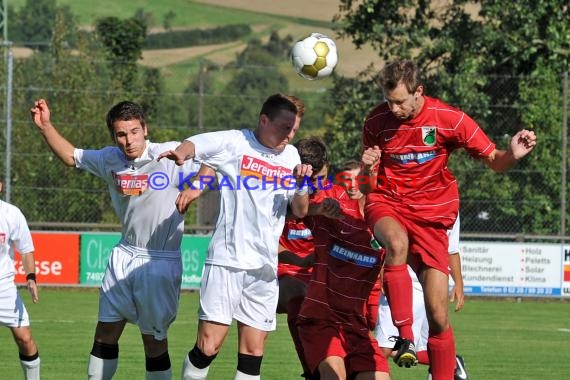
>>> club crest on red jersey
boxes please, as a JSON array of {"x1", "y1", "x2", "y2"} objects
[{"x1": 421, "y1": 126, "x2": 437, "y2": 146}]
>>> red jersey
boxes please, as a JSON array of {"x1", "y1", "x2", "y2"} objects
[
  {"x1": 277, "y1": 218, "x2": 314, "y2": 281},
  {"x1": 299, "y1": 184, "x2": 384, "y2": 328},
  {"x1": 362, "y1": 96, "x2": 495, "y2": 227}
]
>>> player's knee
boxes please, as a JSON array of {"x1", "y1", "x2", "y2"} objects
[
  {"x1": 13, "y1": 332, "x2": 35, "y2": 352},
  {"x1": 90, "y1": 341, "x2": 119, "y2": 360},
  {"x1": 237, "y1": 353, "x2": 263, "y2": 376},
  {"x1": 146, "y1": 352, "x2": 171, "y2": 372},
  {"x1": 188, "y1": 344, "x2": 217, "y2": 369},
  {"x1": 428, "y1": 311, "x2": 449, "y2": 333}
]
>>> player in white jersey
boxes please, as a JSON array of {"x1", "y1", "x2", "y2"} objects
[
  {"x1": 31, "y1": 99, "x2": 199, "y2": 380},
  {"x1": 375, "y1": 215, "x2": 469, "y2": 379},
  {"x1": 159, "y1": 94, "x2": 312, "y2": 380},
  {"x1": 0, "y1": 181, "x2": 41, "y2": 380}
]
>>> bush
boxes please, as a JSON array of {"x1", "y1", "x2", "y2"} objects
[{"x1": 144, "y1": 24, "x2": 251, "y2": 49}]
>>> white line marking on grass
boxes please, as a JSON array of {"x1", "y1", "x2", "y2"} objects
[{"x1": 557, "y1": 328, "x2": 570, "y2": 333}]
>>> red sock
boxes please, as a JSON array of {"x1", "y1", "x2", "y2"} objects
[
  {"x1": 382, "y1": 263, "x2": 414, "y2": 341},
  {"x1": 428, "y1": 327, "x2": 456, "y2": 380},
  {"x1": 417, "y1": 350, "x2": 429, "y2": 365},
  {"x1": 287, "y1": 297, "x2": 310, "y2": 375}
]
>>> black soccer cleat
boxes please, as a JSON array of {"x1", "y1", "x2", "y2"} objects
[
  {"x1": 389, "y1": 336, "x2": 418, "y2": 368},
  {"x1": 454, "y1": 355, "x2": 469, "y2": 380}
]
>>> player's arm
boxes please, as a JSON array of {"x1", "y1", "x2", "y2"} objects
[
  {"x1": 483, "y1": 129, "x2": 537, "y2": 172},
  {"x1": 175, "y1": 164, "x2": 214, "y2": 214},
  {"x1": 20, "y1": 251, "x2": 39, "y2": 304},
  {"x1": 448, "y1": 253, "x2": 464, "y2": 312},
  {"x1": 278, "y1": 243, "x2": 315, "y2": 268},
  {"x1": 158, "y1": 140, "x2": 196, "y2": 166},
  {"x1": 307, "y1": 198, "x2": 343, "y2": 219},
  {"x1": 30, "y1": 99, "x2": 76, "y2": 167},
  {"x1": 359, "y1": 145, "x2": 381, "y2": 194},
  {"x1": 290, "y1": 164, "x2": 313, "y2": 218}
]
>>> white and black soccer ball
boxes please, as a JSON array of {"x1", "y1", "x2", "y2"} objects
[{"x1": 290, "y1": 33, "x2": 338, "y2": 80}]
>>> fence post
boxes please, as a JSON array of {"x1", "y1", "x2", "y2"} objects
[{"x1": 561, "y1": 71, "x2": 568, "y2": 239}]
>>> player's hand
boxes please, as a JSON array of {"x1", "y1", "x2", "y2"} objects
[
  {"x1": 293, "y1": 164, "x2": 313, "y2": 186},
  {"x1": 316, "y1": 198, "x2": 343, "y2": 219},
  {"x1": 449, "y1": 283, "x2": 465, "y2": 312},
  {"x1": 27, "y1": 279, "x2": 39, "y2": 304},
  {"x1": 158, "y1": 150, "x2": 187, "y2": 166},
  {"x1": 176, "y1": 188, "x2": 202, "y2": 214},
  {"x1": 510, "y1": 129, "x2": 537, "y2": 159},
  {"x1": 30, "y1": 98, "x2": 52, "y2": 130},
  {"x1": 361, "y1": 145, "x2": 381, "y2": 172}
]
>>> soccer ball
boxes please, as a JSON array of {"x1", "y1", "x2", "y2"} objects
[{"x1": 291, "y1": 33, "x2": 338, "y2": 80}]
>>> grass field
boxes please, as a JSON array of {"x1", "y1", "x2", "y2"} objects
[{"x1": 1, "y1": 288, "x2": 570, "y2": 379}]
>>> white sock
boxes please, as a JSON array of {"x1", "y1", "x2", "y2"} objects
[
  {"x1": 234, "y1": 370, "x2": 260, "y2": 380},
  {"x1": 181, "y1": 353, "x2": 209, "y2": 380},
  {"x1": 146, "y1": 368, "x2": 172, "y2": 379},
  {"x1": 20, "y1": 357, "x2": 40, "y2": 380},
  {"x1": 88, "y1": 354, "x2": 118, "y2": 380}
]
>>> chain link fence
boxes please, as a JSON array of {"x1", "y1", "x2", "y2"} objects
[{"x1": 0, "y1": 51, "x2": 568, "y2": 239}]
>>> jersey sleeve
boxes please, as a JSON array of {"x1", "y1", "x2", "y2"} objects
[
  {"x1": 188, "y1": 130, "x2": 238, "y2": 169},
  {"x1": 452, "y1": 112, "x2": 496, "y2": 159},
  {"x1": 74, "y1": 147, "x2": 114, "y2": 178},
  {"x1": 11, "y1": 208, "x2": 34, "y2": 255}
]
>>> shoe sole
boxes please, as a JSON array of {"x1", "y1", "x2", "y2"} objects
[{"x1": 395, "y1": 352, "x2": 418, "y2": 368}]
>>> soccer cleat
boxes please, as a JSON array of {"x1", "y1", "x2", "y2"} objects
[
  {"x1": 389, "y1": 336, "x2": 418, "y2": 368},
  {"x1": 454, "y1": 355, "x2": 469, "y2": 380}
]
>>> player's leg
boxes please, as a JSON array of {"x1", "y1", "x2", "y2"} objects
[
  {"x1": 88, "y1": 320, "x2": 127, "y2": 380},
  {"x1": 182, "y1": 321, "x2": 230, "y2": 380},
  {"x1": 369, "y1": 214, "x2": 415, "y2": 366},
  {"x1": 421, "y1": 267, "x2": 456, "y2": 380},
  {"x1": 232, "y1": 265, "x2": 279, "y2": 380},
  {"x1": 318, "y1": 356, "x2": 346, "y2": 380},
  {"x1": 277, "y1": 275, "x2": 310, "y2": 376},
  {"x1": 141, "y1": 335, "x2": 171, "y2": 380},
  {"x1": 10, "y1": 326, "x2": 40, "y2": 380}
]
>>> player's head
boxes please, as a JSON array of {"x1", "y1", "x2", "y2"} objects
[
  {"x1": 336, "y1": 160, "x2": 364, "y2": 200},
  {"x1": 378, "y1": 59, "x2": 424, "y2": 120},
  {"x1": 106, "y1": 101, "x2": 148, "y2": 160},
  {"x1": 257, "y1": 94, "x2": 305, "y2": 152},
  {"x1": 295, "y1": 137, "x2": 329, "y2": 190}
]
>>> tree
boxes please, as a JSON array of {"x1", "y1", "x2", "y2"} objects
[{"x1": 331, "y1": 0, "x2": 570, "y2": 234}]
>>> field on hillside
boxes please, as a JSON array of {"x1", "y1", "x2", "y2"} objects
[
  {"x1": 9, "y1": 0, "x2": 380, "y2": 91},
  {"x1": 1, "y1": 288, "x2": 569, "y2": 379}
]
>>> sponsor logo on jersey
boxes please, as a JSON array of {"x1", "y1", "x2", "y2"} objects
[
  {"x1": 240, "y1": 155, "x2": 294, "y2": 188},
  {"x1": 390, "y1": 150, "x2": 437, "y2": 164},
  {"x1": 330, "y1": 244, "x2": 377, "y2": 267},
  {"x1": 112, "y1": 172, "x2": 149, "y2": 196},
  {"x1": 422, "y1": 126, "x2": 437, "y2": 146},
  {"x1": 287, "y1": 228, "x2": 312, "y2": 240}
]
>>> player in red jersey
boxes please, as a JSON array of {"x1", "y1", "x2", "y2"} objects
[
  {"x1": 359, "y1": 59, "x2": 536, "y2": 379},
  {"x1": 277, "y1": 137, "x2": 329, "y2": 378},
  {"x1": 297, "y1": 159, "x2": 390, "y2": 379}
]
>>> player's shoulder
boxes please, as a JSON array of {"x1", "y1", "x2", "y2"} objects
[
  {"x1": 0, "y1": 200, "x2": 26, "y2": 221},
  {"x1": 147, "y1": 141, "x2": 179, "y2": 155},
  {"x1": 424, "y1": 96, "x2": 464, "y2": 118}
]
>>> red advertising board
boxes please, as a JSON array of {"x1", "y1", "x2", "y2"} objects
[{"x1": 14, "y1": 232, "x2": 80, "y2": 285}]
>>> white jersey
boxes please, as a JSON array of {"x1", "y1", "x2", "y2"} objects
[
  {"x1": 0, "y1": 200, "x2": 34, "y2": 287},
  {"x1": 74, "y1": 141, "x2": 199, "y2": 251},
  {"x1": 189, "y1": 129, "x2": 301, "y2": 270}
]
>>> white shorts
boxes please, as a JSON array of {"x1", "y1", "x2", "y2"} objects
[
  {"x1": 375, "y1": 275, "x2": 428, "y2": 351},
  {"x1": 99, "y1": 243, "x2": 182, "y2": 340},
  {"x1": 199, "y1": 264, "x2": 278, "y2": 332},
  {"x1": 0, "y1": 283, "x2": 30, "y2": 328}
]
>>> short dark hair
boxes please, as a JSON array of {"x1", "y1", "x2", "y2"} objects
[
  {"x1": 378, "y1": 59, "x2": 422, "y2": 94},
  {"x1": 294, "y1": 137, "x2": 328, "y2": 173},
  {"x1": 340, "y1": 159, "x2": 361, "y2": 172},
  {"x1": 260, "y1": 93, "x2": 305, "y2": 120},
  {"x1": 106, "y1": 101, "x2": 146, "y2": 138}
]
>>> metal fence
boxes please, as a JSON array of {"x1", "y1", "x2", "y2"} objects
[{"x1": 0, "y1": 50, "x2": 568, "y2": 240}]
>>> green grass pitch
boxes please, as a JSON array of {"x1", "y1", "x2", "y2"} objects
[{"x1": 1, "y1": 288, "x2": 570, "y2": 379}]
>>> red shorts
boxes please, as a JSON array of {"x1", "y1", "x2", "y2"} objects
[
  {"x1": 277, "y1": 264, "x2": 312, "y2": 284},
  {"x1": 365, "y1": 195, "x2": 450, "y2": 274},
  {"x1": 297, "y1": 318, "x2": 389, "y2": 376}
]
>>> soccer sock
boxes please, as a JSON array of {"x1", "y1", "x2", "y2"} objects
[
  {"x1": 382, "y1": 263, "x2": 414, "y2": 341},
  {"x1": 181, "y1": 345, "x2": 217, "y2": 380},
  {"x1": 287, "y1": 296, "x2": 310, "y2": 375},
  {"x1": 88, "y1": 341, "x2": 119, "y2": 380},
  {"x1": 416, "y1": 350, "x2": 429, "y2": 365},
  {"x1": 235, "y1": 353, "x2": 262, "y2": 380},
  {"x1": 427, "y1": 327, "x2": 456, "y2": 380},
  {"x1": 19, "y1": 352, "x2": 40, "y2": 380},
  {"x1": 146, "y1": 352, "x2": 171, "y2": 379}
]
